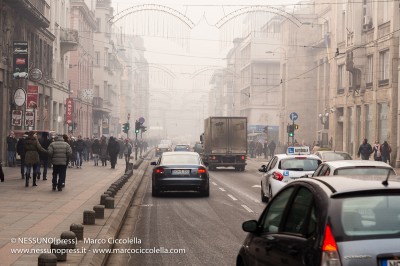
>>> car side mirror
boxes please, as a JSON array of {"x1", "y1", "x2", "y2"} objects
[
  {"x1": 242, "y1": 220, "x2": 258, "y2": 233},
  {"x1": 150, "y1": 161, "x2": 157, "y2": 165},
  {"x1": 258, "y1": 165, "x2": 267, "y2": 172},
  {"x1": 203, "y1": 162, "x2": 209, "y2": 167}
]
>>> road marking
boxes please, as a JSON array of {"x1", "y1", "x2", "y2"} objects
[
  {"x1": 241, "y1": 205, "x2": 254, "y2": 213},
  {"x1": 219, "y1": 187, "x2": 226, "y2": 192},
  {"x1": 212, "y1": 182, "x2": 218, "y2": 186},
  {"x1": 227, "y1": 194, "x2": 237, "y2": 201},
  {"x1": 252, "y1": 185, "x2": 261, "y2": 188}
]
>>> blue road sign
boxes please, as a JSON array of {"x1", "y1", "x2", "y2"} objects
[{"x1": 289, "y1": 112, "x2": 298, "y2": 121}]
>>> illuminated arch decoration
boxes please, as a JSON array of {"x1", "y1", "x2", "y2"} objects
[
  {"x1": 216, "y1": 5, "x2": 302, "y2": 51},
  {"x1": 109, "y1": 4, "x2": 195, "y2": 50}
]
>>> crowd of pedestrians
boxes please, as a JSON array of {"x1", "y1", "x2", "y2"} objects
[{"x1": 3, "y1": 131, "x2": 146, "y2": 190}]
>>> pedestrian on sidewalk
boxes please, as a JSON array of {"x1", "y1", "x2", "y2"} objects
[
  {"x1": 373, "y1": 140, "x2": 382, "y2": 161},
  {"x1": 24, "y1": 131, "x2": 48, "y2": 187},
  {"x1": 268, "y1": 140, "x2": 276, "y2": 159},
  {"x1": 0, "y1": 160, "x2": 4, "y2": 182},
  {"x1": 100, "y1": 136, "x2": 108, "y2": 166},
  {"x1": 92, "y1": 138, "x2": 101, "y2": 166},
  {"x1": 380, "y1": 140, "x2": 392, "y2": 164},
  {"x1": 6, "y1": 131, "x2": 17, "y2": 167},
  {"x1": 37, "y1": 132, "x2": 52, "y2": 180},
  {"x1": 74, "y1": 135, "x2": 85, "y2": 168},
  {"x1": 17, "y1": 132, "x2": 28, "y2": 179},
  {"x1": 123, "y1": 139, "x2": 132, "y2": 165},
  {"x1": 357, "y1": 138, "x2": 373, "y2": 160},
  {"x1": 48, "y1": 135, "x2": 73, "y2": 191},
  {"x1": 107, "y1": 137, "x2": 120, "y2": 169}
]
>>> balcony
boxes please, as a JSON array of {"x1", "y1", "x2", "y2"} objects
[
  {"x1": 92, "y1": 97, "x2": 111, "y2": 114},
  {"x1": 6, "y1": 0, "x2": 50, "y2": 28},
  {"x1": 60, "y1": 28, "x2": 79, "y2": 56}
]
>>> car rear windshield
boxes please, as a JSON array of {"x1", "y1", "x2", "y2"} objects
[
  {"x1": 279, "y1": 158, "x2": 320, "y2": 171},
  {"x1": 337, "y1": 195, "x2": 400, "y2": 237},
  {"x1": 335, "y1": 167, "x2": 395, "y2": 175},
  {"x1": 161, "y1": 155, "x2": 199, "y2": 165}
]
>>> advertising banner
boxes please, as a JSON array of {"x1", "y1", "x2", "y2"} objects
[
  {"x1": 11, "y1": 110, "x2": 23, "y2": 126},
  {"x1": 66, "y1": 98, "x2": 73, "y2": 124},
  {"x1": 12, "y1": 41, "x2": 28, "y2": 79},
  {"x1": 25, "y1": 110, "x2": 35, "y2": 127},
  {"x1": 14, "y1": 88, "x2": 26, "y2": 107},
  {"x1": 102, "y1": 118, "x2": 109, "y2": 134},
  {"x1": 26, "y1": 85, "x2": 39, "y2": 109}
]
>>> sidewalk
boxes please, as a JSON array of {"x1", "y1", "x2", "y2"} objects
[{"x1": 0, "y1": 156, "x2": 147, "y2": 265}]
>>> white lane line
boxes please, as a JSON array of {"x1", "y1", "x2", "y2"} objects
[
  {"x1": 227, "y1": 194, "x2": 237, "y2": 201},
  {"x1": 219, "y1": 187, "x2": 226, "y2": 192},
  {"x1": 241, "y1": 205, "x2": 254, "y2": 213},
  {"x1": 212, "y1": 182, "x2": 218, "y2": 186},
  {"x1": 252, "y1": 185, "x2": 261, "y2": 188}
]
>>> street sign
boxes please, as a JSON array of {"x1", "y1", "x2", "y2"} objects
[{"x1": 289, "y1": 112, "x2": 298, "y2": 121}]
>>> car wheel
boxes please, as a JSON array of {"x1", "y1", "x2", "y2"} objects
[
  {"x1": 201, "y1": 186, "x2": 210, "y2": 197},
  {"x1": 236, "y1": 256, "x2": 246, "y2": 266},
  {"x1": 261, "y1": 182, "x2": 268, "y2": 203}
]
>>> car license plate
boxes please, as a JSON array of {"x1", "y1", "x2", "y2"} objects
[
  {"x1": 381, "y1": 259, "x2": 400, "y2": 266},
  {"x1": 172, "y1": 170, "x2": 190, "y2": 175}
]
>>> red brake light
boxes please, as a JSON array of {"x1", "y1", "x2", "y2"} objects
[
  {"x1": 273, "y1": 172, "x2": 284, "y2": 181},
  {"x1": 294, "y1": 156, "x2": 307, "y2": 159},
  {"x1": 322, "y1": 225, "x2": 338, "y2": 251},
  {"x1": 198, "y1": 167, "x2": 207, "y2": 174},
  {"x1": 153, "y1": 167, "x2": 164, "y2": 174},
  {"x1": 241, "y1": 155, "x2": 245, "y2": 160}
]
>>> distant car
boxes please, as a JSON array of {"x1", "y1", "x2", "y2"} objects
[
  {"x1": 151, "y1": 151, "x2": 210, "y2": 196},
  {"x1": 174, "y1": 144, "x2": 191, "y2": 152},
  {"x1": 259, "y1": 146, "x2": 322, "y2": 202},
  {"x1": 314, "y1": 150, "x2": 353, "y2": 162},
  {"x1": 237, "y1": 175, "x2": 400, "y2": 266},
  {"x1": 311, "y1": 160, "x2": 396, "y2": 177},
  {"x1": 155, "y1": 143, "x2": 172, "y2": 157}
]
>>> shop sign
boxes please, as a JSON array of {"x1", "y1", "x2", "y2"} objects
[
  {"x1": 29, "y1": 68, "x2": 43, "y2": 82},
  {"x1": 12, "y1": 41, "x2": 28, "y2": 79},
  {"x1": 27, "y1": 85, "x2": 39, "y2": 109},
  {"x1": 11, "y1": 110, "x2": 23, "y2": 126},
  {"x1": 14, "y1": 88, "x2": 26, "y2": 107},
  {"x1": 25, "y1": 110, "x2": 35, "y2": 127},
  {"x1": 66, "y1": 98, "x2": 73, "y2": 124}
]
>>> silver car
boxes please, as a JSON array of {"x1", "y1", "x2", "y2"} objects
[{"x1": 312, "y1": 160, "x2": 396, "y2": 176}]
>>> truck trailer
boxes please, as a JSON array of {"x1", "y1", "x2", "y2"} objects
[{"x1": 201, "y1": 117, "x2": 247, "y2": 171}]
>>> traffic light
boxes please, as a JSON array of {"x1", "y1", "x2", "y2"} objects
[
  {"x1": 135, "y1": 120, "x2": 141, "y2": 133},
  {"x1": 294, "y1": 124, "x2": 299, "y2": 130},
  {"x1": 288, "y1": 124, "x2": 294, "y2": 137},
  {"x1": 141, "y1": 125, "x2": 147, "y2": 133},
  {"x1": 122, "y1": 123, "x2": 130, "y2": 133}
]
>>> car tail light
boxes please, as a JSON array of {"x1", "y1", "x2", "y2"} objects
[
  {"x1": 153, "y1": 167, "x2": 164, "y2": 174},
  {"x1": 241, "y1": 155, "x2": 245, "y2": 160},
  {"x1": 272, "y1": 172, "x2": 284, "y2": 181},
  {"x1": 294, "y1": 156, "x2": 307, "y2": 159},
  {"x1": 210, "y1": 156, "x2": 217, "y2": 160},
  {"x1": 198, "y1": 167, "x2": 207, "y2": 175},
  {"x1": 320, "y1": 225, "x2": 341, "y2": 266}
]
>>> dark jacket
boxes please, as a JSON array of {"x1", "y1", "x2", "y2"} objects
[
  {"x1": 380, "y1": 142, "x2": 392, "y2": 158},
  {"x1": 357, "y1": 141, "x2": 373, "y2": 158},
  {"x1": 107, "y1": 137, "x2": 120, "y2": 156},
  {"x1": 24, "y1": 136, "x2": 47, "y2": 165},
  {"x1": 74, "y1": 139, "x2": 86, "y2": 152},
  {"x1": 48, "y1": 136, "x2": 73, "y2": 166},
  {"x1": 7, "y1": 136, "x2": 17, "y2": 152},
  {"x1": 39, "y1": 137, "x2": 52, "y2": 161},
  {"x1": 91, "y1": 140, "x2": 101, "y2": 154},
  {"x1": 17, "y1": 138, "x2": 26, "y2": 159}
]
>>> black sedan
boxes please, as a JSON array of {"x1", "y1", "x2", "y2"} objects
[{"x1": 151, "y1": 152, "x2": 209, "y2": 197}]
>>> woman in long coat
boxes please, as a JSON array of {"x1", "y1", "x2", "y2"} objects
[
  {"x1": 24, "y1": 131, "x2": 47, "y2": 187},
  {"x1": 100, "y1": 136, "x2": 108, "y2": 166}
]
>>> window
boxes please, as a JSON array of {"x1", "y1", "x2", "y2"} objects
[
  {"x1": 95, "y1": 52, "x2": 100, "y2": 66},
  {"x1": 379, "y1": 50, "x2": 389, "y2": 84},
  {"x1": 96, "y1": 18, "x2": 101, "y2": 32},
  {"x1": 337, "y1": 64, "x2": 345, "y2": 93},
  {"x1": 260, "y1": 187, "x2": 294, "y2": 233},
  {"x1": 283, "y1": 187, "x2": 315, "y2": 235},
  {"x1": 378, "y1": 103, "x2": 389, "y2": 142},
  {"x1": 366, "y1": 55, "x2": 373, "y2": 87}
]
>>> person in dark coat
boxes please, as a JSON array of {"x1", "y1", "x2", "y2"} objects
[
  {"x1": 357, "y1": 138, "x2": 373, "y2": 160},
  {"x1": 380, "y1": 141, "x2": 392, "y2": 164},
  {"x1": 268, "y1": 140, "x2": 276, "y2": 159},
  {"x1": 0, "y1": 160, "x2": 4, "y2": 182},
  {"x1": 17, "y1": 133, "x2": 28, "y2": 179},
  {"x1": 74, "y1": 135, "x2": 85, "y2": 168},
  {"x1": 24, "y1": 131, "x2": 47, "y2": 187},
  {"x1": 37, "y1": 132, "x2": 52, "y2": 180},
  {"x1": 100, "y1": 136, "x2": 108, "y2": 166},
  {"x1": 107, "y1": 137, "x2": 120, "y2": 169},
  {"x1": 6, "y1": 131, "x2": 18, "y2": 167},
  {"x1": 48, "y1": 135, "x2": 73, "y2": 191},
  {"x1": 91, "y1": 138, "x2": 101, "y2": 166}
]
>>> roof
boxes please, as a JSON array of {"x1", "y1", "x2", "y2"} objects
[
  {"x1": 274, "y1": 153, "x2": 321, "y2": 160},
  {"x1": 162, "y1": 151, "x2": 199, "y2": 156},
  {"x1": 322, "y1": 160, "x2": 393, "y2": 168}
]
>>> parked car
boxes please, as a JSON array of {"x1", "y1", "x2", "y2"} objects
[
  {"x1": 258, "y1": 146, "x2": 321, "y2": 202},
  {"x1": 237, "y1": 175, "x2": 400, "y2": 266},
  {"x1": 311, "y1": 160, "x2": 396, "y2": 177},
  {"x1": 151, "y1": 151, "x2": 209, "y2": 196},
  {"x1": 314, "y1": 150, "x2": 353, "y2": 162}
]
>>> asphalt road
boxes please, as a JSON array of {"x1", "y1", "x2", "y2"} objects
[{"x1": 106, "y1": 158, "x2": 267, "y2": 266}]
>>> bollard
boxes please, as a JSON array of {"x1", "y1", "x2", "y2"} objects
[
  {"x1": 107, "y1": 188, "x2": 116, "y2": 197},
  {"x1": 70, "y1": 223, "x2": 84, "y2": 240},
  {"x1": 38, "y1": 253, "x2": 57, "y2": 266},
  {"x1": 93, "y1": 205, "x2": 105, "y2": 219},
  {"x1": 83, "y1": 210, "x2": 96, "y2": 225},
  {"x1": 110, "y1": 185, "x2": 119, "y2": 192},
  {"x1": 51, "y1": 242, "x2": 68, "y2": 261},
  {"x1": 60, "y1": 231, "x2": 76, "y2": 249},
  {"x1": 104, "y1": 191, "x2": 113, "y2": 197},
  {"x1": 100, "y1": 194, "x2": 108, "y2": 205},
  {"x1": 105, "y1": 197, "x2": 114, "y2": 209}
]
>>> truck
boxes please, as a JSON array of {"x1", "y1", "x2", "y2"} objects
[{"x1": 201, "y1": 117, "x2": 247, "y2": 171}]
